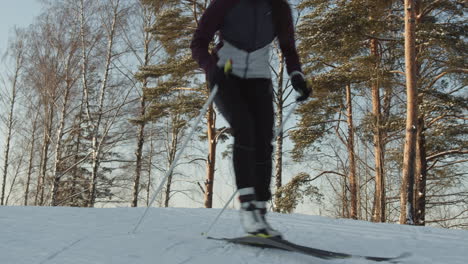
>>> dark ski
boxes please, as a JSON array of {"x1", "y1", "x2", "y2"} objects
[{"x1": 207, "y1": 236, "x2": 410, "y2": 263}]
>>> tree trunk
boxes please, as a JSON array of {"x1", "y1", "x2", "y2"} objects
[
  {"x1": 342, "y1": 174, "x2": 349, "y2": 218},
  {"x1": 204, "y1": 103, "x2": 216, "y2": 208},
  {"x1": 164, "y1": 172, "x2": 173, "y2": 208},
  {"x1": 370, "y1": 38, "x2": 386, "y2": 222},
  {"x1": 273, "y1": 54, "x2": 285, "y2": 212},
  {"x1": 132, "y1": 98, "x2": 146, "y2": 207},
  {"x1": 132, "y1": 13, "x2": 153, "y2": 206},
  {"x1": 35, "y1": 108, "x2": 54, "y2": 206},
  {"x1": 67, "y1": 87, "x2": 87, "y2": 207},
  {"x1": 51, "y1": 60, "x2": 74, "y2": 206},
  {"x1": 364, "y1": 147, "x2": 370, "y2": 220},
  {"x1": 88, "y1": 147, "x2": 100, "y2": 207},
  {"x1": 414, "y1": 115, "x2": 427, "y2": 225},
  {"x1": 87, "y1": 0, "x2": 120, "y2": 207},
  {"x1": 24, "y1": 113, "x2": 39, "y2": 206},
  {"x1": 345, "y1": 83, "x2": 358, "y2": 219},
  {"x1": 413, "y1": 0, "x2": 426, "y2": 227},
  {"x1": 80, "y1": 0, "x2": 93, "y2": 207},
  {"x1": 6, "y1": 152, "x2": 25, "y2": 205},
  {"x1": 70, "y1": 133, "x2": 82, "y2": 206},
  {"x1": 146, "y1": 125, "x2": 155, "y2": 206},
  {"x1": 399, "y1": 0, "x2": 418, "y2": 225},
  {"x1": 164, "y1": 117, "x2": 179, "y2": 207},
  {"x1": 1, "y1": 114, "x2": 12, "y2": 205}
]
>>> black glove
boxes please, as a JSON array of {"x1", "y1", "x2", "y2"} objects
[
  {"x1": 207, "y1": 59, "x2": 232, "y2": 91},
  {"x1": 291, "y1": 73, "x2": 311, "y2": 102},
  {"x1": 207, "y1": 65, "x2": 222, "y2": 91}
]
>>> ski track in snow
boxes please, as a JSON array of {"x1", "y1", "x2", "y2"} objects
[
  {"x1": 0, "y1": 206, "x2": 467, "y2": 264},
  {"x1": 275, "y1": 213, "x2": 468, "y2": 262}
]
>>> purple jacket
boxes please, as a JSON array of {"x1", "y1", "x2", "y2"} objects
[{"x1": 190, "y1": 0, "x2": 302, "y2": 76}]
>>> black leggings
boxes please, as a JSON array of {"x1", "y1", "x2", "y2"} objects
[{"x1": 212, "y1": 70, "x2": 274, "y2": 201}]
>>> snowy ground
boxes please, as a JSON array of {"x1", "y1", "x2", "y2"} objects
[{"x1": 0, "y1": 207, "x2": 467, "y2": 264}]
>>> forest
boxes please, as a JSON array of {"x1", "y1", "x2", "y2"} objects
[{"x1": 0, "y1": 0, "x2": 466, "y2": 229}]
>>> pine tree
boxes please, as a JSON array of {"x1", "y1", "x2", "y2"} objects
[
  {"x1": 137, "y1": 0, "x2": 200, "y2": 206},
  {"x1": 409, "y1": 0, "x2": 467, "y2": 226},
  {"x1": 294, "y1": 0, "x2": 394, "y2": 219},
  {"x1": 400, "y1": 0, "x2": 419, "y2": 225},
  {"x1": 129, "y1": 2, "x2": 159, "y2": 208},
  {"x1": 295, "y1": 0, "x2": 466, "y2": 225}
]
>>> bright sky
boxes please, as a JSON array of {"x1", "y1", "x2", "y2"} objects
[{"x1": 0, "y1": 0, "x2": 42, "y2": 55}]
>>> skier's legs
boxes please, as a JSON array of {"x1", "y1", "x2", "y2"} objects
[
  {"x1": 245, "y1": 79, "x2": 275, "y2": 202},
  {"x1": 212, "y1": 69, "x2": 256, "y2": 189},
  {"x1": 243, "y1": 79, "x2": 281, "y2": 237},
  {"x1": 213, "y1": 73, "x2": 280, "y2": 237}
]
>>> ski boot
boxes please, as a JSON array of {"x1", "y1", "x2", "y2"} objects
[
  {"x1": 238, "y1": 187, "x2": 282, "y2": 238},
  {"x1": 255, "y1": 201, "x2": 283, "y2": 239}
]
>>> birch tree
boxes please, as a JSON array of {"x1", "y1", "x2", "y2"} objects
[
  {"x1": 273, "y1": 53, "x2": 286, "y2": 212},
  {"x1": 0, "y1": 35, "x2": 24, "y2": 205},
  {"x1": 79, "y1": 0, "x2": 134, "y2": 207},
  {"x1": 17, "y1": 1, "x2": 83, "y2": 206},
  {"x1": 17, "y1": 20, "x2": 59, "y2": 205},
  {"x1": 23, "y1": 111, "x2": 40, "y2": 206},
  {"x1": 50, "y1": 38, "x2": 80, "y2": 206},
  {"x1": 83, "y1": 0, "x2": 121, "y2": 207},
  {"x1": 129, "y1": 2, "x2": 159, "y2": 207},
  {"x1": 24, "y1": 18, "x2": 62, "y2": 205}
]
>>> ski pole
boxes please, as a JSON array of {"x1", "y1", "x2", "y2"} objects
[
  {"x1": 201, "y1": 189, "x2": 238, "y2": 236},
  {"x1": 132, "y1": 84, "x2": 219, "y2": 234}
]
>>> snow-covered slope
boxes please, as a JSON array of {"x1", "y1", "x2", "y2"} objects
[{"x1": 1, "y1": 207, "x2": 466, "y2": 264}]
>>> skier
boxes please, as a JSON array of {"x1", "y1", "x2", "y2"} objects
[{"x1": 191, "y1": 0, "x2": 311, "y2": 238}]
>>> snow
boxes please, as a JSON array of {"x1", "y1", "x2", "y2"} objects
[{"x1": 1, "y1": 207, "x2": 467, "y2": 264}]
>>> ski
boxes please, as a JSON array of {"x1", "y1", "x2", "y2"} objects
[{"x1": 207, "y1": 236, "x2": 410, "y2": 263}]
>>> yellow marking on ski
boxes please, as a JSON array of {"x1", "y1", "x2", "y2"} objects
[{"x1": 248, "y1": 233, "x2": 273, "y2": 238}]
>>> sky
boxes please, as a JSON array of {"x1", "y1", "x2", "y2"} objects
[{"x1": 0, "y1": 0, "x2": 42, "y2": 56}]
